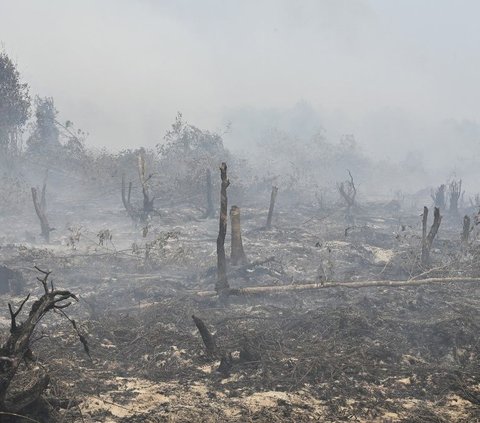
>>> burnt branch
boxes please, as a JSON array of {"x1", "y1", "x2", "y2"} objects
[
  {"x1": 192, "y1": 315, "x2": 216, "y2": 356},
  {"x1": 56, "y1": 309, "x2": 90, "y2": 359},
  {"x1": 8, "y1": 294, "x2": 30, "y2": 332},
  {"x1": 0, "y1": 268, "x2": 79, "y2": 413}
]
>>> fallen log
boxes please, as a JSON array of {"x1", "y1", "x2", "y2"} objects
[{"x1": 196, "y1": 277, "x2": 480, "y2": 297}]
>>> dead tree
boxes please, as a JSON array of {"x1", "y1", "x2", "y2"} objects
[
  {"x1": 449, "y1": 179, "x2": 463, "y2": 215},
  {"x1": 421, "y1": 206, "x2": 442, "y2": 266},
  {"x1": 138, "y1": 154, "x2": 154, "y2": 221},
  {"x1": 120, "y1": 154, "x2": 155, "y2": 222},
  {"x1": 203, "y1": 169, "x2": 215, "y2": 219},
  {"x1": 462, "y1": 215, "x2": 471, "y2": 246},
  {"x1": 265, "y1": 186, "x2": 278, "y2": 229},
  {"x1": 230, "y1": 206, "x2": 247, "y2": 266},
  {"x1": 121, "y1": 175, "x2": 136, "y2": 219},
  {"x1": 31, "y1": 178, "x2": 53, "y2": 242},
  {"x1": 216, "y1": 162, "x2": 230, "y2": 294},
  {"x1": 431, "y1": 184, "x2": 446, "y2": 210},
  {"x1": 337, "y1": 170, "x2": 356, "y2": 222},
  {"x1": 0, "y1": 268, "x2": 80, "y2": 414}
]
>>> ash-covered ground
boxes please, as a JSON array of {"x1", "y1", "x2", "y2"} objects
[{"x1": 0, "y1": 193, "x2": 479, "y2": 422}]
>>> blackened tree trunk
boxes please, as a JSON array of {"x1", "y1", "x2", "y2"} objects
[
  {"x1": 230, "y1": 205, "x2": 247, "y2": 266},
  {"x1": 216, "y1": 162, "x2": 230, "y2": 293},
  {"x1": 266, "y1": 186, "x2": 278, "y2": 229},
  {"x1": 31, "y1": 184, "x2": 52, "y2": 243},
  {"x1": 421, "y1": 206, "x2": 442, "y2": 266},
  {"x1": 121, "y1": 175, "x2": 136, "y2": 220},
  {"x1": 138, "y1": 154, "x2": 154, "y2": 221},
  {"x1": 462, "y1": 215, "x2": 471, "y2": 246}
]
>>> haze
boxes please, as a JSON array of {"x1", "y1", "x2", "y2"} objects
[{"x1": 2, "y1": 0, "x2": 479, "y2": 167}]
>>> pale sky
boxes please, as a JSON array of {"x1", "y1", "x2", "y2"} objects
[{"x1": 1, "y1": 0, "x2": 479, "y2": 163}]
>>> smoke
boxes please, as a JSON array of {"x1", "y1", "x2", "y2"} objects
[{"x1": 1, "y1": 0, "x2": 480, "y2": 174}]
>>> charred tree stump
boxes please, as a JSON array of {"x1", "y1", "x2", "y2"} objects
[
  {"x1": 230, "y1": 205, "x2": 247, "y2": 266},
  {"x1": 266, "y1": 186, "x2": 278, "y2": 229},
  {"x1": 192, "y1": 315, "x2": 216, "y2": 356},
  {"x1": 421, "y1": 206, "x2": 442, "y2": 266},
  {"x1": 0, "y1": 268, "x2": 79, "y2": 413},
  {"x1": 462, "y1": 215, "x2": 471, "y2": 246},
  {"x1": 216, "y1": 162, "x2": 230, "y2": 294},
  {"x1": 31, "y1": 183, "x2": 53, "y2": 243},
  {"x1": 203, "y1": 169, "x2": 215, "y2": 219}
]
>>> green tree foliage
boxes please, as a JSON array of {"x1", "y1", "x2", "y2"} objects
[
  {"x1": 0, "y1": 51, "x2": 30, "y2": 157},
  {"x1": 159, "y1": 112, "x2": 225, "y2": 158},
  {"x1": 157, "y1": 112, "x2": 232, "y2": 202},
  {"x1": 27, "y1": 96, "x2": 60, "y2": 153}
]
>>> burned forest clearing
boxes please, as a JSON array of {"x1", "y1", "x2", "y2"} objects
[
  {"x1": 0, "y1": 155, "x2": 479, "y2": 422},
  {"x1": 1, "y1": 14, "x2": 480, "y2": 421}
]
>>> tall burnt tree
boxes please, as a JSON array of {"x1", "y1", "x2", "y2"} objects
[
  {"x1": 216, "y1": 162, "x2": 230, "y2": 294},
  {"x1": 266, "y1": 186, "x2": 278, "y2": 229}
]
